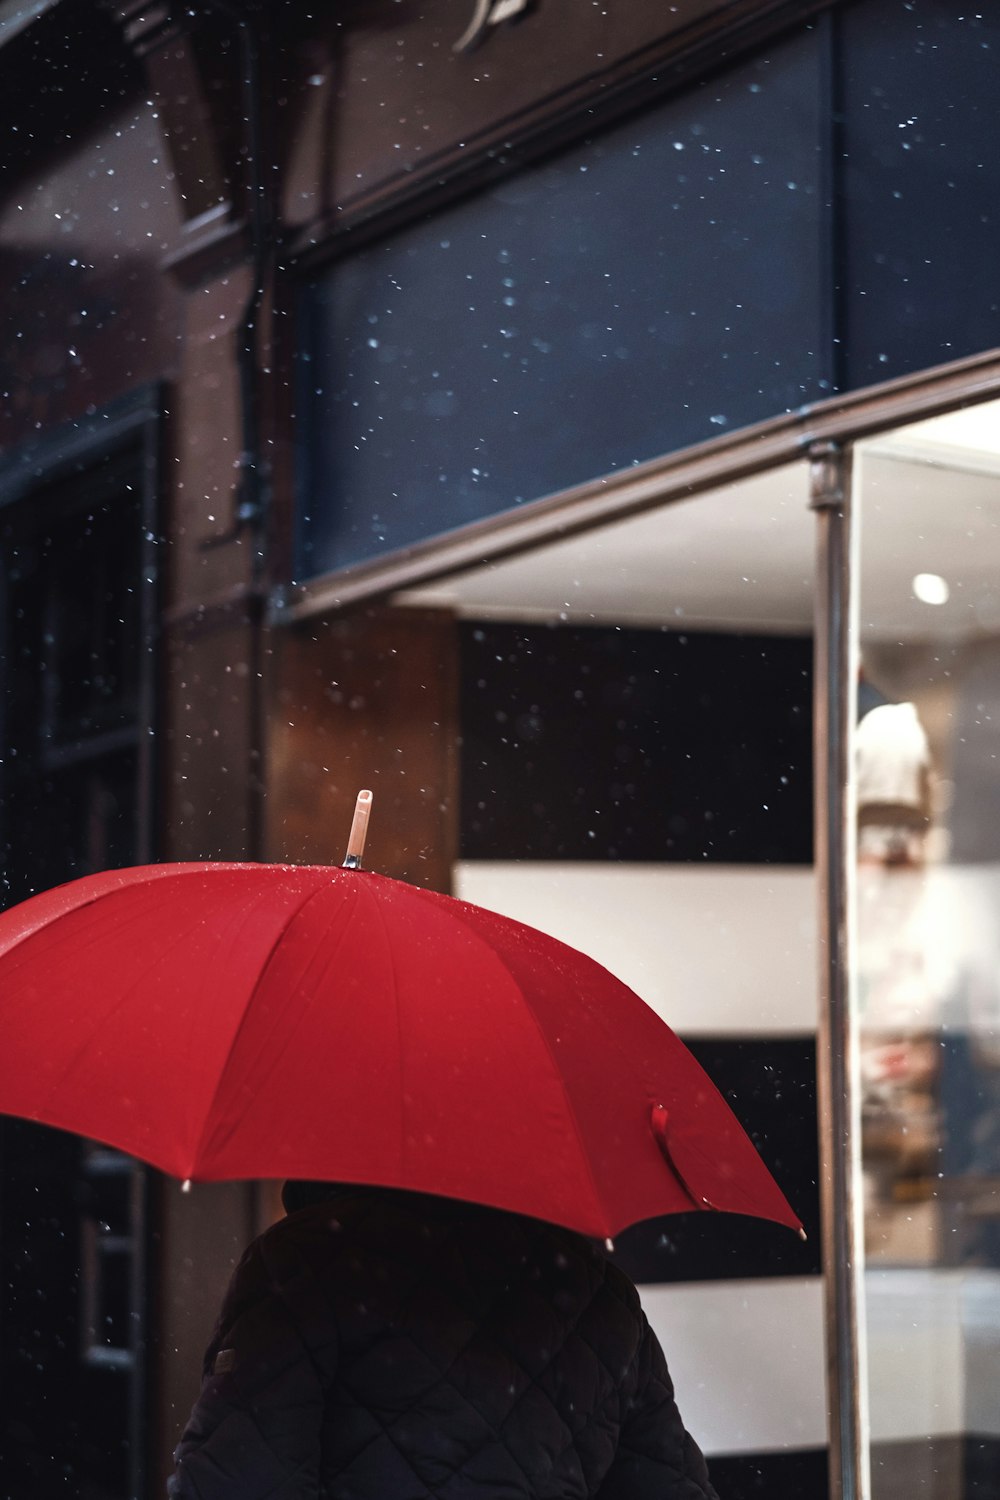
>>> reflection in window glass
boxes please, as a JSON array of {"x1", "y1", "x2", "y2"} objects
[{"x1": 855, "y1": 401, "x2": 1000, "y2": 1494}]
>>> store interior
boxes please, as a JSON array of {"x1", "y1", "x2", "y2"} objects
[{"x1": 397, "y1": 396, "x2": 1000, "y2": 1494}]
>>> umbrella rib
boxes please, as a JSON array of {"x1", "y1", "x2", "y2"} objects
[
  {"x1": 187, "y1": 876, "x2": 345, "y2": 1176},
  {"x1": 0, "y1": 862, "x2": 214, "y2": 963},
  {"x1": 397, "y1": 885, "x2": 609, "y2": 1229},
  {"x1": 427, "y1": 892, "x2": 674, "y2": 1126},
  {"x1": 492, "y1": 979, "x2": 608, "y2": 1228},
  {"x1": 26, "y1": 871, "x2": 254, "y2": 1126},
  {"x1": 356, "y1": 877, "x2": 406, "y2": 1180}
]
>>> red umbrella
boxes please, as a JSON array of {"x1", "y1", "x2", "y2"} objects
[{"x1": 0, "y1": 835, "x2": 800, "y2": 1241}]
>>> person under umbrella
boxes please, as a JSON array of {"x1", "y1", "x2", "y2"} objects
[
  {"x1": 0, "y1": 792, "x2": 794, "y2": 1497},
  {"x1": 167, "y1": 1179, "x2": 718, "y2": 1499}
]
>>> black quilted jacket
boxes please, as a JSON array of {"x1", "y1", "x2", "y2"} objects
[{"x1": 168, "y1": 1190, "x2": 718, "y2": 1499}]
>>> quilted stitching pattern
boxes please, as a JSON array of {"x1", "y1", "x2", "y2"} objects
[{"x1": 170, "y1": 1193, "x2": 718, "y2": 1500}]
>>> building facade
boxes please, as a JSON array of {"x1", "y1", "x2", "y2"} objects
[{"x1": 2, "y1": 1, "x2": 1000, "y2": 1496}]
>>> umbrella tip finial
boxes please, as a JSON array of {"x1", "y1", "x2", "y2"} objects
[
  {"x1": 181, "y1": 1178, "x2": 192, "y2": 1194},
  {"x1": 343, "y1": 789, "x2": 374, "y2": 869},
  {"x1": 604, "y1": 1237, "x2": 615, "y2": 1253},
  {"x1": 798, "y1": 1226, "x2": 808, "y2": 1242}
]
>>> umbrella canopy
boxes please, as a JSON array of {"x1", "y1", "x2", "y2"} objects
[{"x1": 0, "y1": 861, "x2": 800, "y2": 1240}]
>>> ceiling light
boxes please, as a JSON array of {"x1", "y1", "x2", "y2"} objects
[{"x1": 912, "y1": 572, "x2": 950, "y2": 605}]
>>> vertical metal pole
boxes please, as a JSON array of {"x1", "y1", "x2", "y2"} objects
[{"x1": 810, "y1": 439, "x2": 870, "y2": 1500}]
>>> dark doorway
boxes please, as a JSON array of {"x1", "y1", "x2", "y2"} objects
[{"x1": 0, "y1": 415, "x2": 159, "y2": 1500}]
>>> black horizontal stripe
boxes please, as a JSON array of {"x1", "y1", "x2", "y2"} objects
[
  {"x1": 706, "y1": 1447, "x2": 828, "y2": 1499},
  {"x1": 460, "y1": 622, "x2": 813, "y2": 864}
]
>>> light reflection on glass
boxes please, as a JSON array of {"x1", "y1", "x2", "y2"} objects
[{"x1": 855, "y1": 400, "x2": 1000, "y2": 1495}]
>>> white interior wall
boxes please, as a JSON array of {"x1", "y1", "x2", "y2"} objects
[
  {"x1": 457, "y1": 860, "x2": 826, "y2": 1458},
  {"x1": 642, "y1": 1277, "x2": 827, "y2": 1456},
  {"x1": 864, "y1": 1268, "x2": 1000, "y2": 1442},
  {"x1": 454, "y1": 863, "x2": 818, "y2": 1035},
  {"x1": 645, "y1": 1269, "x2": 1000, "y2": 1458},
  {"x1": 456, "y1": 860, "x2": 1000, "y2": 1453},
  {"x1": 962, "y1": 1271, "x2": 1000, "y2": 1437}
]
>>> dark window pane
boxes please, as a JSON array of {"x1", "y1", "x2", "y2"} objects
[
  {"x1": 0, "y1": 438, "x2": 148, "y2": 1500},
  {"x1": 0, "y1": 1119, "x2": 134, "y2": 1499},
  {"x1": 5, "y1": 751, "x2": 140, "y2": 904},
  {"x1": 1, "y1": 452, "x2": 144, "y2": 906},
  {"x1": 297, "y1": 29, "x2": 826, "y2": 575},
  {"x1": 840, "y1": 3, "x2": 1000, "y2": 388},
  {"x1": 41, "y1": 494, "x2": 142, "y2": 743}
]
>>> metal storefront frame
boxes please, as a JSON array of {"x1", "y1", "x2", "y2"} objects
[
  {"x1": 811, "y1": 439, "x2": 867, "y2": 1500},
  {"x1": 276, "y1": 349, "x2": 1000, "y2": 624}
]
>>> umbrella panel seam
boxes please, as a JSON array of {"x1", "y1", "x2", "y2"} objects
[
  {"x1": 24, "y1": 885, "x2": 234, "y2": 1132},
  {"x1": 357, "y1": 877, "x2": 407, "y2": 1182},
  {"x1": 188, "y1": 874, "x2": 348, "y2": 1176},
  {"x1": 397, "y1": 884, "x2": 613, "y2": 1231}
]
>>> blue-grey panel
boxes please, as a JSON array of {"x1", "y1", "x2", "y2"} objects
[
  {"x1": 840, "y1": 3, "x2": 1000, "y2": 388},
  {"x1": 296, "y1": 29, "x2": 825, "y2": 577}
]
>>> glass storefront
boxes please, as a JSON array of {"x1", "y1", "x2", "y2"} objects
[
  {"x1": 393, "y1": 463, "x2": 827, "y2": 1489},
  {"x1": 854, "y1": 400, "x2": 1000, "y2": 1497},
  {"x1": 276, "y1": 372, "x2": 1000, "y2": 1498},
  {"x1": 312, "y1": 379, "x2": 1000, "y2": 1499}
]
